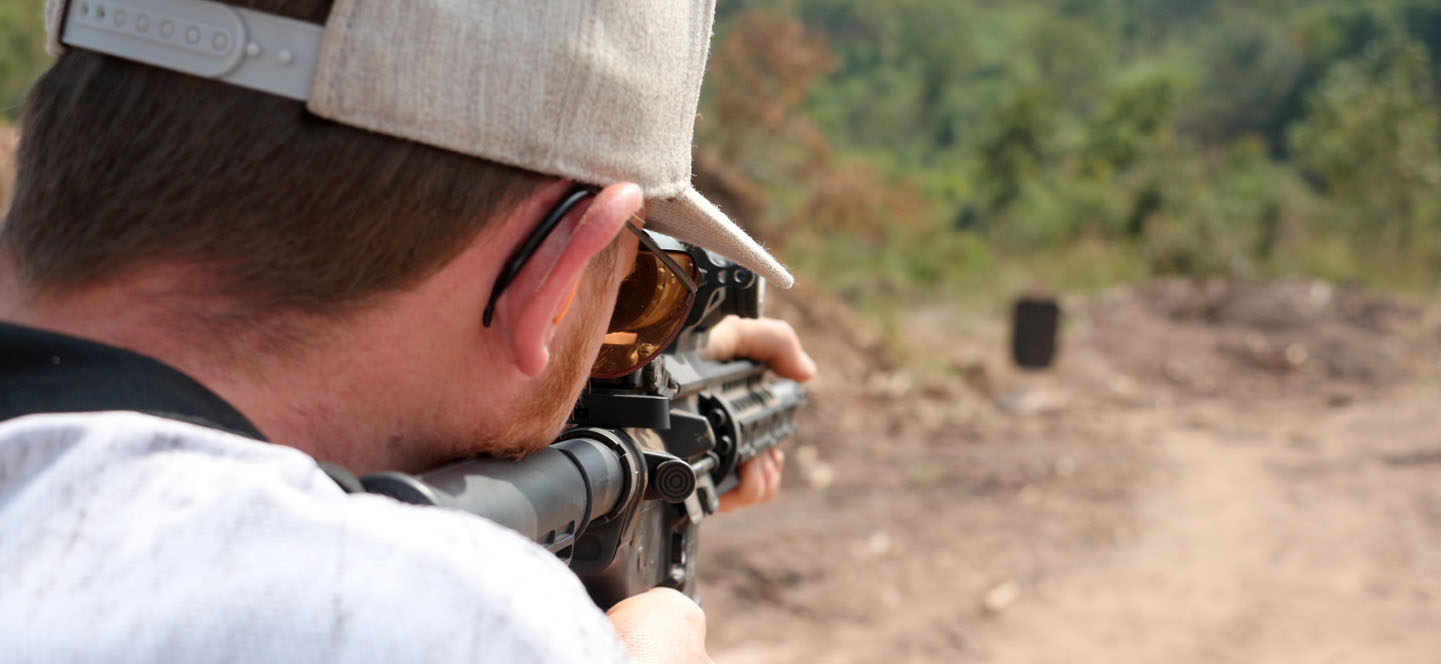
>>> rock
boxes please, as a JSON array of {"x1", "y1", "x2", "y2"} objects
[
  {"x1": 982, "y1": 579, "x2": 1024, "y2": 614},
  {"x1": 866, "y1": 530, "x2": 893, "y2": 556},
  {"x1": 806, "y1": 463, "x2": 836, "y2": 490},
  {"x1": 1285, "y1": 342, "x2": 1308, "y2": 367},
  {"x1": 795, "y1": 445, "x2": 836, "y2": 489},
  {"x1": 997, "y1": 387, "x2": 1070, "y2": 415}
]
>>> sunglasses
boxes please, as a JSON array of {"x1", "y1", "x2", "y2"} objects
[{"x1": 483, "y1": 187, "x2": 700, "y2": 379}]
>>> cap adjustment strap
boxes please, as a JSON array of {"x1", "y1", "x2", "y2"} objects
[{"x1": 61, "y1": 0, "x2": 321, "y2": 101}]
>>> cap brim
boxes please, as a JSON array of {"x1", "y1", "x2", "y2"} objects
[{"x1": 646, "y1": 188, "x2": 794, "y2": 289}]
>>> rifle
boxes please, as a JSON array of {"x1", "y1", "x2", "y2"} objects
[{"x1": 360, "y1": 236, "x2": 806, "y2": 608}]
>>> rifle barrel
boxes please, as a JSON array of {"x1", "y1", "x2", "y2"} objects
[{"x1": 361, "y1": 436, "x2": 628, "y2": 555}]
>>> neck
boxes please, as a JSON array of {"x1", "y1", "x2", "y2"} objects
[{"x1": 0, "y1": 261, "x2": 501, "y2": 474}]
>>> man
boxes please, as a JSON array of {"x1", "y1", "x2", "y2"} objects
[{"x1": 0, "y1": 0, "x2": 814, "y2": 661}]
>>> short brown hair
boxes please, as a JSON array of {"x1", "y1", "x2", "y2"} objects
[{"x1": 3, "y1": 0, "x2": 547, "y2": 318}]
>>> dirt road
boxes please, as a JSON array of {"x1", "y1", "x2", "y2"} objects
[
  {"x1": 982, "y1": 388, "x2": 1441, "y2": 663},
  {"x1": 703, "y1": 279, "x2": 1441, "y2": 663}
]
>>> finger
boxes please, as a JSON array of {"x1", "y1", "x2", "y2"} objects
[
  {"x1": 698, "y1": 316, "x2": 743, "y2": 362},
  {"x1": 767, "y1": 448, "x2": 785, "y2": 497},
  {"x1": 745, "y1": 450, "x2": 776, "y2": 505},
  {"x1": 703, "y1": 317, "x2": 817, "y2": 382},
  {"x1": 761, "y1": 450, "x2": 774, "y2": 493},
  {"x1": 758, "y1": 452, "x2": 779, "y2": 504},
  {"x1": 745, "y1": 455, "x2": 770, "y2": 504},
  {"x1": 716, "y1": 456, "x2": 766, "y2": 513},
  {"x1": 765, "y1": 449, "x2": 782, "y2": 499}
]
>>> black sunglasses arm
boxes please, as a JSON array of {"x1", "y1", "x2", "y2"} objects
[{"x1": 482, "y1": 187, "x2": 597, "y2": 327}]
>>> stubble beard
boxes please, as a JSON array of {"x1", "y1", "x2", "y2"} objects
[
  {"x1": 475, "y1": 311, "x2": 597, "y2": 459},
  {"x1": 382, "y1": 320, "x2": 598, "y2": 472},
  {"x1": 444, "y1": 237, "x2": 626, "y2": 462}
]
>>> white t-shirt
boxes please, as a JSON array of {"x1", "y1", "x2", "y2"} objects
[{"x1": 0, "y1": 411, "x2": 632, "y2": 663}]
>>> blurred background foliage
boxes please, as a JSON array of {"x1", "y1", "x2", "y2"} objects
[
  {"x1": 5, "y1": 1, "x2": 1441, "y2": 319},
  {"x1": 694, "y1": 0, "x2": 1441, "y2": 321},
  {"x1": 0, "y1": 3, "x2": 47, "y2": 121}
]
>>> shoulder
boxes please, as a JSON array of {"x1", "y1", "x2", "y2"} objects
[{"x1": 0, "y1": 412, "x2": 629, "y2": 663}]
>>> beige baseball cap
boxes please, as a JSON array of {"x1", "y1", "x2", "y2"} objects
[{"x1": 44, "y1": 0, "x2": 793, "y2": 288}]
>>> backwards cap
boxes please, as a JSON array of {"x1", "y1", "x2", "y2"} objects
[{"x1": 44, "y1": 0, "x2": 793, "y2": 288}]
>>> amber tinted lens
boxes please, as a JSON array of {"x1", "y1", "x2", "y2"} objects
[{"x1": 591, "y1": 250, "x2": 696, "y2": 378}]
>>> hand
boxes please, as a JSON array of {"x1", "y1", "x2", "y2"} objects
[
  {"x1": 606, "y1": 587, "x2": 712, "y2": 664},
  {"x1": 716, "y1": 446, "x2": 784, "y2": 513},
  {"x1": 700, "y1": 316, "x2": 815, "y2": 513},
  {"x1": 700, "y1": 316, "x2": 817, "y2": 383}
]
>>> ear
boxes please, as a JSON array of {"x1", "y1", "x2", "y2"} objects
[{"x1": 499, "y1": 182, "x2": 643, "y2": 377}]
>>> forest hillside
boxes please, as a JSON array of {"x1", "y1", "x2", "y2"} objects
[
  {"x1": 696, "y1": 0, "x2": 1441, "y2": 322},
  {"x1": 7, "y1": 1, "x2": 1441, "y2": 314}
]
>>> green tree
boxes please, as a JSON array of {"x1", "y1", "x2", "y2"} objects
[
  {"x1": 1185, "y1": 22, "x2": 1304, "y2": 151},
  {"x1": 976, "y1": 88, "x2": 1058, "y2": 217},
  {"x1": 1289, "y1": 38, "x2": 1441, "y2": 251},
  {"x1": 0, "y1": 3, "x2": 50, "y2": 120}
]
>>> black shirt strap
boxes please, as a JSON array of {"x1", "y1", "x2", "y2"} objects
[{"x1": 0, "y1": 321, "x2": 267, "y2": 441}]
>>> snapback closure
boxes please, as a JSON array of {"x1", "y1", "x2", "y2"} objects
[{"x1": 60, "y1": 0, "x2": 322, "y2": 101}]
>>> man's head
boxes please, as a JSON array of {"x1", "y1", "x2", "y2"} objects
[
  {"x1": 6, "y1": 0, "x2": 557, "y2": 344},
  {"x1": 1, "y1": 0, "x2": 788, "y2": 471}
]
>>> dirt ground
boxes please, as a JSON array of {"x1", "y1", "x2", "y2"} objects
[{"x1": 701, "y1": 278, "x2": 1441, "y2": 663}]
